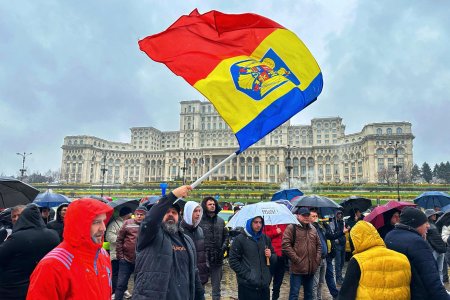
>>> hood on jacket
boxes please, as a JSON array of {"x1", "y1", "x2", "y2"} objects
[
  {"x1": 183, "y1": 201, "x2": 203, "y2": 227},
  {"x1": 244, "y1": 216, "x2": 264, "y2": 242},
  {"x1": 12, "y1": 204, "x2": 45, "y2": 233},
  {"x1": 55, "y1": 203, "x2": 69, "y2": 223},
  {"x1": 63, "y1": 198, "x2": 113, "y2": 252},
  {"x1": 350, "y1": 221, "x2": 385, "y2": 255},
  {"x1": 201, "y1": 196, "x2": 222, "y2": 216}
]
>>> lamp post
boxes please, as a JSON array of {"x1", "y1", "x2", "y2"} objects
[
  {"x1": 100, "y1": 152, "x2": 108, "y2": 197},
  {"x1": 16, "y1": 152, "x2": 32, "y2": 181},
  {"x1": 390, "y1": 141, "x2": 402, "y2": 201},
  {"x1": 181, "y1": 148, "x2": 187, "y2": 185},
  {"x1": 285, "y1": 145, "x2": 293, "y2": 189}
]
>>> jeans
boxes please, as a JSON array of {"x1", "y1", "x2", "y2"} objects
[
  {"x1": 271, "y1": 255, "x2": 286, "y2": 300},
  {"x1": 313, "y1": 259, "x2": 326, "y2": 300},
  {"x1": 433, "y1": 251, "x2": 445, "y2": 282},
  {"x1": 289, "y1": 274, "x2": 314, "y2": 300},
  {"x1": 334, "y1": 246, "x2": 345, "y2": 283},
  {"x1": 210, "y1": 264, "x2": 223, "y2": 300},
  {"x1": 115, "y1": 260, "x2": 135, "y2": 300},
  {"x1": 111, "y1": 259, "x2": 119, "y2": 293},
  {"x1": 325, "y1": 256, "x2": 339, "y2": 298}
]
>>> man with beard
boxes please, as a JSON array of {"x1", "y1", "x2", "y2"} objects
[
  {"x1": 199, "y1": 196, "x2": 229, "y2": 300},
  {"x1": 132, "y1": 185, "x2": 204, "y2": 300}
]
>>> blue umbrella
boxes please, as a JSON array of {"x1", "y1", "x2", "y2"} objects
[
  {"x1": 414, "y1": 191, "x2": 450, "y2": 209},
  {"x1": 442, "y1": 204, "x2": 450, "y2": 212},
  {"x1": 33, "y1": 191, "x2": 70, "y2": 208},
  {"x1": 271, "y1": 188, "x2": 304, "y2": 201}
]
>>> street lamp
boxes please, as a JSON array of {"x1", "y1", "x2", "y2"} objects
[
  {"x1": 285, "y1": 145, "x2": 293, "y2": 189},
  {"x1": 390, "y1": 141, "x2": 402, "y2": 201},
  {"x1": 100, "y1": 152, "x2": 108, "y2": 197},
  {"x1": 16, "y1": 152, "x2": 32, "y2": 180},
  {"x1": 181, "y1": 148, "x2": 187, "y2": 185}
]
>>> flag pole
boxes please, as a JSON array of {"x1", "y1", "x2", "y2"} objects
[{"x1": 190, "y1": 151, "x2": 238, "y2": 189}]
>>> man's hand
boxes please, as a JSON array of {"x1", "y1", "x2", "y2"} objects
[
  {"x1": 265, "y1": 248, "x2": 271, "y2": 257},
  {"x1": 343, "y1": 226, "x2": 350, "y2": 234},
  {"x1": 172, "y1": 185, "x2": 193, "y2": 198}
]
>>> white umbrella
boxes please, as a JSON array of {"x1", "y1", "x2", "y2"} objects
[{"x1": 226, "y1": 201, "x2": 299, "y2": 229}]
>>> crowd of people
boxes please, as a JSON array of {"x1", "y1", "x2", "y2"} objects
[{"x1": 1, "y1": 185, "x2": 450, "y2": 300}]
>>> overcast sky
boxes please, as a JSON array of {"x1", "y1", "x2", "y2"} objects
[{"x1": 1, "y1": 0, "x2": 449, "y2": 176}]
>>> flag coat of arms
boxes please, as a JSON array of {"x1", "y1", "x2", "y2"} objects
[{"x1": 139, "y1": 9, "x2": 323, "y2": 153}]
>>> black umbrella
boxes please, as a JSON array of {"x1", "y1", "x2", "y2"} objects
[
  {"x1": 0, "y1": 177, "x2": 40, "y2": 209},
  {"x1": 107, "y1": 198, "x2": 140, "y2": 212},
  {"x1": 87, "y1": 195, "x2": 110, "y2": 204},
  {"x1": 436, "y1": 211, "x2": 450, "y2": 228},
  {"x1": 340, "y1": 196, "x2": 372, "y2": 216},
  {"x1": 291, "y1": 195, "x2": 342, "y2": 211}
]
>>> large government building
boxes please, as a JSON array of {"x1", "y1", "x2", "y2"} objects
[{"x1": 61, "y1": 100, "x2": 414, "y2": 184}]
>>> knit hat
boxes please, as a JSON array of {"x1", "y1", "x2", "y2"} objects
[
  {"x1": 119, "y1": 206, "x2": 133, "y2": 217},
  {"x1": 400, "y1": 207, "x2": 428, "y2": 228},
  {"x1": 135, "y1": 206, "x2": 148, "y2": 213}
]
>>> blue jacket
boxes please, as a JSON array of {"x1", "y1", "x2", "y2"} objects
[{"x1": 385, "y1": 224, "x2": 450, "y2": 300}]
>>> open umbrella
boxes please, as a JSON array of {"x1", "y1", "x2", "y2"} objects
[
  {"x1": 271, "y1": 188, "x2": 303, "y2": 201},
  {"x1": 33, "y1": 191, "x2": 71, "y2": 208},
  {"x1": 436, "y1": 211, "x2": 450, "y2": 228},
  {"x1": 0, "y1": 177, "x2": 40, "y2": 209},
  {"x1": 274, "y1": 199, "x2": 293, "y2": 211},
  {"x1": 340, "y1": 196, "x2": 372, "y2": 216},
  {"x1": 140, "y1": 196, "x2": 162, "y2": 209},
  {"x1": 414, "y1": 191, "x2": 450, "y2": 209},
  {"x1": 291, "y1": 195, "x2": 342, "y2": 218},
  {"x1": 87, "y1": 195, "x2": 110, "y2": 204},
  {"x1": 226, "y1": 201, "x2": 299, "y2": 229},
  {"x1": 364, "y1": 201, "x2": 416, "y2": 229},
  {"x1": 108, "y1": 198, "x2": 140, "y2": 212}
]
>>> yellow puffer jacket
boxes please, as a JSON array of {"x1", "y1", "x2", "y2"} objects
[{"x1": 351, "y1": 221, "x2": 411, "y2": 300}]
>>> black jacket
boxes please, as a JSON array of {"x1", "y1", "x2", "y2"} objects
[
  {"x1": 229, "y1": 228, "x2": 276, "y2": 289},
  {"x1": 385, "y1": 224, "x2": 450, "y2": 300},
  {"x1": 0, "y1": 204, "x2": 60, "y2": 300},
  {"x1": 46, "y1": 203, "x2": 68, "y2": 241},
  {"x1": 427, "y1": 222, "x2": 447, "y2": 254},
  {"x1": 199, "y1": 198, "x2": 229, "y2": 266},
  {"x1": 181, "y1": 220, "x2": 209, "y2": 285},
  {"x1": 132, "y1": 192, "x2": 204, "y2": 300}
]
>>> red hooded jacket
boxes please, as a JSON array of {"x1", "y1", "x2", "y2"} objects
[
  {"x1": 263, "y1": 224, "x2": 288, "y2": 256},
  {"x1": 27, "y1": 199, "x2": 113, "y2": 300}
]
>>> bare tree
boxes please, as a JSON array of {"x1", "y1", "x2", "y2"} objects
[{"x1": 377, "y1": 167, "x2": 396, "y2": 185}]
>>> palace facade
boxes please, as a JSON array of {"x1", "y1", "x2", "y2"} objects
[{"x1": 61, "y1": 100, "x2": 414, "y2": 184}]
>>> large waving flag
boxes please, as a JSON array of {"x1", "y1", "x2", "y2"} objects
[{"x1": 139, "y1": 9, "x2": 323, "y2": 153}]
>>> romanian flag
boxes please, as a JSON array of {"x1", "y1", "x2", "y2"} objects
[{"x1": 139, "y1": 9, "x2": 323, "y2": 153}]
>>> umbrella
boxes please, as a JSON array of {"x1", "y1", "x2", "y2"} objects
[
  {"x1": 291, "y1": 195, "x2": 341, "y2": 210},
  {"x1": 87, "y1": 195, "x2": 110, "y2": 204},
  {"x1": 33, "y1": 191, "x2": 70, "y2": 208},
  {"x1": 0, "y1": 177, "x2": 40, "y2": 209},
  {"x1": 274, "y1": 199, "x2": 292, "y2": 211},
  {"x1": 414, "y1": 191, "x2": 450, "y2": 209},
  {"x1": 107, "y1": 198, "x2": 140, "y2": 212},
  {"x1": 140, "y1": 196, "x2": 162, "y2": 209},
  {"x1": 271, "y1": 188, "x2": 304, "y2": 201},
  {"x1": 437, "y1": 211, "x2": 450, "y2": 227},
  {"x1": 340, "y1": 196, "x2": 372, "y2": 216},
  {"x1": 226, "y1": 201, "x2": 299, "y2": 229},
  {"x1": 441, "y1": 204, "x2": 450, "y2": 212},
  {"x1": 364, "y1": 201, "x2": 416, "y2": 229}
]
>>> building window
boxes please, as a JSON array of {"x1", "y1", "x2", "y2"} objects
[
  {"x1": 397, "y1": 127, "x2": 403, "y2": 134},
  {"x1": 387, "y1": 128, "x2": 392, "y2": 135},
  {"x1": 377, "y1": 128, "x2": 382, "y2": 135}
]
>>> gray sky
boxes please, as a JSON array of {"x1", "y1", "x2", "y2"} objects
[{"x1": 1, "y1": 0, "x2": 449, "y2": 176}]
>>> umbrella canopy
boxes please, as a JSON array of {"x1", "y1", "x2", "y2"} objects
[
  {"x1": 291, "y1": 195, "x2": 341, "y2": 210},
  {"x1": 271, "y1": 188, "x2": 304, "y2": 201},
  {"x1": 436, "y1": 211, "x2": 450, "y2": 227},
  {"x1": 140, "y1": 196, "x2": 162, "y2": 209},
  {"x1": 364, "y1": 201, "x2": 416, "y2": 229},
  {"x1": 414, "y1": 191, "x2": 450, "y2": 209},
  {"x1": 441, "y1": 204, "x2": 450, "y2": 212},
  {"x1": 87, "y1": 195, "x2": 110, "y2": 204},
  {"x1": 274, "y1": 199, "x2": 292, "y2": 211},
  {"x1": 33, "y1": 191, "x2": 70, "y2": 208},
  {"x1": 107, "y1": 198, "x2": 140, "y2": 212},
  {"x1": 0, "y1": 177, "x2": 40, "y2": 209},
  {"x1": 226, "y1": 201, "x2": 299, "y2": 229},
  {"x1": 340, "y1": 196, "x2": 372, "y2": 216}
]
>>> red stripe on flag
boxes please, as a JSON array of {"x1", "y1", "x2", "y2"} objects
[{"x1": 138, "y1": 9, "x2": 284, "y2": 85}]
